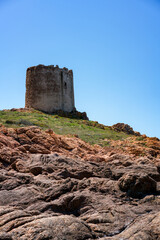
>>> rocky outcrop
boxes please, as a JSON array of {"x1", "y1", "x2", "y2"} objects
[
  {"x1": 112, "y1": 123, "x2": 141, "y2": 136},
  {"x1": 0, "y1": 126, "x2": 160, "y2": 239}
]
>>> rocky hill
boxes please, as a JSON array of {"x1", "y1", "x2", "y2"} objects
[{"x1": 0, "y1": 109, "x2": 160, "y2": 239}]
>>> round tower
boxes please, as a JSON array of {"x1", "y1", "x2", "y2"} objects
[{"x1": 25, "y1": 65, "x2": 75, "y2": 113}]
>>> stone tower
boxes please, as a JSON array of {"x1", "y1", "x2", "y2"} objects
[{"x1": 25, "y1": 65, "x2": 75, "y2": 113}]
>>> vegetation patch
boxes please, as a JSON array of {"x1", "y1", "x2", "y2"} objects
[{"x1": 0, "y1": 110, "x2": 131, "y2": 146}]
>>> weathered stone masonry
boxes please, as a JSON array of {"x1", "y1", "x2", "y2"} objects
[{"x1": 25, "y1": 65, "x2": 75, "y2": 113}]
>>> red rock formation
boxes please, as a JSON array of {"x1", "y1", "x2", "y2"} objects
[{"x1": 0, "y1": 125, "x2": 160, "y2": 239}]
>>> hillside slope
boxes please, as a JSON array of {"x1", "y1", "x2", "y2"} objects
[{"x1": 0, "y1": 108, "x2": 160, "y2": 158}]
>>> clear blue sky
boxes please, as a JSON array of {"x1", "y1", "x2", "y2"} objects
[{"x1": 0, "y1": 0, "x2": 160, "y2": 138}]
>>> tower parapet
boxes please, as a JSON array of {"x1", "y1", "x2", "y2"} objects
[{"x1": 25, "y1": 64, "x2": 75, "y2": 113}]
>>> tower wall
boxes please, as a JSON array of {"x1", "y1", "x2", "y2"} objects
[{"x1": 25, "y1": 65, "x2": 75, "y2": 113}]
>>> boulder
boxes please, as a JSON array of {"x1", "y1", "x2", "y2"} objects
[
  {"x1": 118, "y1": 172, "x2": 157, "y2": 197},
  {"x1": 10, "y1": 215, "x2": 94, "y2": 240}
]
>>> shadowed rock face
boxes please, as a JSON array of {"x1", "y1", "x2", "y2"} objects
[{"x1": 0, "y1": 126, "x2": 160, "y2": 239}]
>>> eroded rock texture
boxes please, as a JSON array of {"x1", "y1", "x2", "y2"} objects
[{"x1": 0, "y1": 126, "x2": 160, "y2": 239}]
